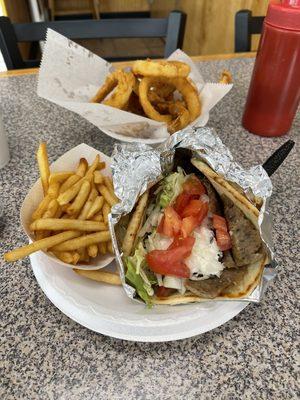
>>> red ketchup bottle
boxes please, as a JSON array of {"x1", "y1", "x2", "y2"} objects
[{"x1": 242, "y1": 0, "x2": 300, "y2": 137}]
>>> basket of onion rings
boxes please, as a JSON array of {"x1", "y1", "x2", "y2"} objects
[{"x1": 38, "y1": 29, "x2": 233, "y2": 144}]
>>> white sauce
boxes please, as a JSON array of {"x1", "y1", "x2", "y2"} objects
[{"x1": 186, "y1": 225, "x2": 224, "y2": 280}]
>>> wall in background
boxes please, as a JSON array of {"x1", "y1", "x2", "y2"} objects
[
  {"x1": 53, "y1": 0, "x2": 269, "y2": 54},
  {"x1": 151, "y1": 0, "x2": 269, "y2": 55},
  {"x1": 55, "y1": 0, "x2": 150, "y2": 14}
]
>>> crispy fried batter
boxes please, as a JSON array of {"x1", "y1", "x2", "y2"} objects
[
  {"x1": 132, "y1": 59, "x2": 190, "y2": 78},
  {"x1": 90, "y1": 60, "x2": 229, "y2": 134},
  {"x1": 91, "y1": 69, "x2": 135, "y2": 110}
]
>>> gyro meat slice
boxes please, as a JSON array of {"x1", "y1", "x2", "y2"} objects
[{"x1": 221, "y1": 195, "x2": 263, "y2": 266}]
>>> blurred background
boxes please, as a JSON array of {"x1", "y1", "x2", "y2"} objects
[{"x1": 0, "y1": 0, "x2": 270, "y2": 71}]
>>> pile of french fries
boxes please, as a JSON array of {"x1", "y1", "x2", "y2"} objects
[{"x1": 4, "y1": 143, "x2": 119, "y2": 265}]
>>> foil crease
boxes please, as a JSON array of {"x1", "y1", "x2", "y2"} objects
[{"x1": 109, "y1": 127, "x2": 275, "y2": 303}]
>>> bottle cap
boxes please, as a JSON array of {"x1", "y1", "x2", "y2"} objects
[{"x1": 266, "y1": 0, "x2": 300, "y2": 30}]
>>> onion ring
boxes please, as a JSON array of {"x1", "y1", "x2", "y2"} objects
[
  {"x1": 138, "y1": 77, "x2": 173, "y2": 123},
  {"x1": 125, "y1": 92, "x2": 145, "y2": 116},
  {"x1": 166, "y1": 77, "x2": 201, "y2": 122},
  {"x1": 139, "y1": 76, "x2": 201, "y2": 126},
  {"x1": 219, "y1": 70, "x2": 232, "y2": 84},
  {"x1": 151, "y1": 82, "x2": 175, "y2": 100},
  {"x1": 167, "y1": 101, "x2": 190, "y2": 133},
  {"x1": 155, "y1": 100, "x2": 190, "y2": 133},
  {"x1": 90, "y1": 70, "x2": 135, "y2": 110},
  {"x1": 133, "y1": 60, "x2": 190, "y2": 78}
]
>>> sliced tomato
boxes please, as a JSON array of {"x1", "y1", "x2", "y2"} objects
[
  {"x1": 174, "y1": 192, "x2": 192, "y2": 216},
  {"x1": 167, "y1": 236, "x2": 181, "y2": 250},
  {"x1": 181, "y1": 215, "x2": 199, "y2": 238},
  {"x1": 212, "y1": 214, "x2": 228, "y2": 232},
  {"x1": 180, "y1": 202, "x2": 209, "y2": 237},
  {"x1": 146, "y1": 237, "x2": 195, "y2": 278},
  {"x1": 183, "y1": 175, "x2": 206, "y2": 197},
  {"x1": 147, "y1": 259, "x2": 190, "y2": 278},
  {"x1": 168, "y1": 236, "x2": 195, "y2": 250},
  {"x1": 157, "y1": 215, "x2": 165, "y2": 234},
  {"x1": 181, "y1": 199, "x2": 206, "y2": 218},
  {"x1": 164, "y1": 206, "x2": 181, "y2": 236},
  {"x1": 216, "y1": 229, "x2": 232, "y2": 251},
  {"x1": 156, "y1": 286, "x2": 176, "y2": 298},
  {"x1": 196, "y1": 201, "x2": 209, "y2": 225},
  {"x1": 212, "y1": 214, "x2": 232, "y2": 251}
]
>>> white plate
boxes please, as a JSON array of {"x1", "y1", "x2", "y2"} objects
[
  {"x1": 30, "y1": 251, "x2": 248, "y2": 342},
  {"x1": 20, "y1": 143, "x2": 114, "y2": 270}
]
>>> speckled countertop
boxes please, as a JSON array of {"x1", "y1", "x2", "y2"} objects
[{"x1": 0, "y1": 58, "x2": 299, "y2": 400}]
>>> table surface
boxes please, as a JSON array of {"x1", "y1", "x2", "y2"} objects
[{"x1": 0, "y1": 55, "x2": 299, "y2": 400}]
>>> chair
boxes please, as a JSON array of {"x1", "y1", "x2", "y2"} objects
[
  {"x1": 235, "y1": 10, "x2": 264, "y2": 52},
  {"x1": 0, "y1": 11, "x2": 186, "y2": 70}
]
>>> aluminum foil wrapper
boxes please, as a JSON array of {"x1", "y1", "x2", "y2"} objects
[{"x1": 109, "y1": 127, "x2": 276, "y2": 303}]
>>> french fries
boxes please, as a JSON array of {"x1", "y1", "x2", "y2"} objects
[
  {"x1": 57, "y1": 156, "x2": 100, "y2": 206},
  {"x1": 86, "y1": 196, "x2": 104, "y2": 219},
  {"x1": 73, "y1": 269, "x2": 122, "y2": 285},
  {"x1": 4, "y1": 144, "x2": 119, "y2": 268},
  {"x1": 92, "y1": 212, "x2": 103, "y2": 222},
  {"x1": 4, "y1": 231, "x2": 81, "y2": 262},
  {"x1": 66, "y1": 180, "x2": 90, "y2": 216},
  {"x1": 59, "y1": 174, "x2": 81, "y2": 193},
  {"x1": 48, "y1": 182, "x2": 60, "y2": 199},
  {"x1": 31, "y1": 195, "x2": 52, "y2": 220},
  {"x1": 102, "y1": 202, "x2": 111, "y2": 225},
  {"x1": 94, "y1": 170, "x2": 104, "y2": 184},
  {"x1": 57, "y1": 179, "x2": 84, "y2": 205},
  {"x1": 52, "y1": 251, "x2": 80, "y2": 264},
  {"x1": 98, "y1": 184, "x2": 118, "y2": 207},
  {"x1": 36, "y1": 199, "x2": 60, "y2": 240},
  {"x1": 78, "y1": 188, "x2": 98, "y2": 220},
  {"x1": 96, "y1": 161, "x2": 106, "y2": 170},
  {"x1": 76, "y1": 158, "x2": 88, "y2": 177},
  {"x1": 98, "y1": 242, "x2": 107, "y2": 255},
  {"x1": 107, "y1": 241, "x2": 114, "y2": 254},
  {"x1": 49, "y1": 171, "x2": 73, "y2": 185},
  {"x1": 87, "y1": 244, "x2": 98, "y2": 258},
  {"x1": 103, "y1": 176, "x2": 114, "y2": 194},
  {"x1": 37, "y1": 142, "x2": 50, "y2": 195},
  {"x1": 30, "y1": 218, "x2": 106, "y2": 232},
  {"x1": 50, "y1": 231, "x2": 111, "y2": 252}
]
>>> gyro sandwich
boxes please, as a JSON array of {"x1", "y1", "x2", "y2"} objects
[{"x1": 119, "y1": 150, "x2": 268, "y2": 306}]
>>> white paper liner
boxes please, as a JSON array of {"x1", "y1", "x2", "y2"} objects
[{"x1": 37, "y1": 29, "x2": 232, "y2": 144}]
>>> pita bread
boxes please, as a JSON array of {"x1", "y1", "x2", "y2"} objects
[
  {"x1": 152, "y1": 256, "x2": 266, "y2": 305},
  {"x1": 191, "y1": 159, "x2": 260, "y2": 228},
  {"x1": 122, "y1": 191, "x2": 149, "y2": 256},
  {"x1": 122, "y1": 159, "x2": 268, "y2": 304}
]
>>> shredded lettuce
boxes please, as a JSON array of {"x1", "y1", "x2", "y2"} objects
[
  {"x1": 131, "y1": 242, "x2": 146, "y2": 275},
  {"x1": 125, "y1": 258, "x2": 151, "y2": 306},
  {"x1": 124, "y1": 242, "x2": 157, "y2": 306},
  {"x1": 158, "y1": 168, "x2": 186, "y2": 208},
  {"x1": 138, "y1": 205, "x2": 162, "y2": 237}
]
